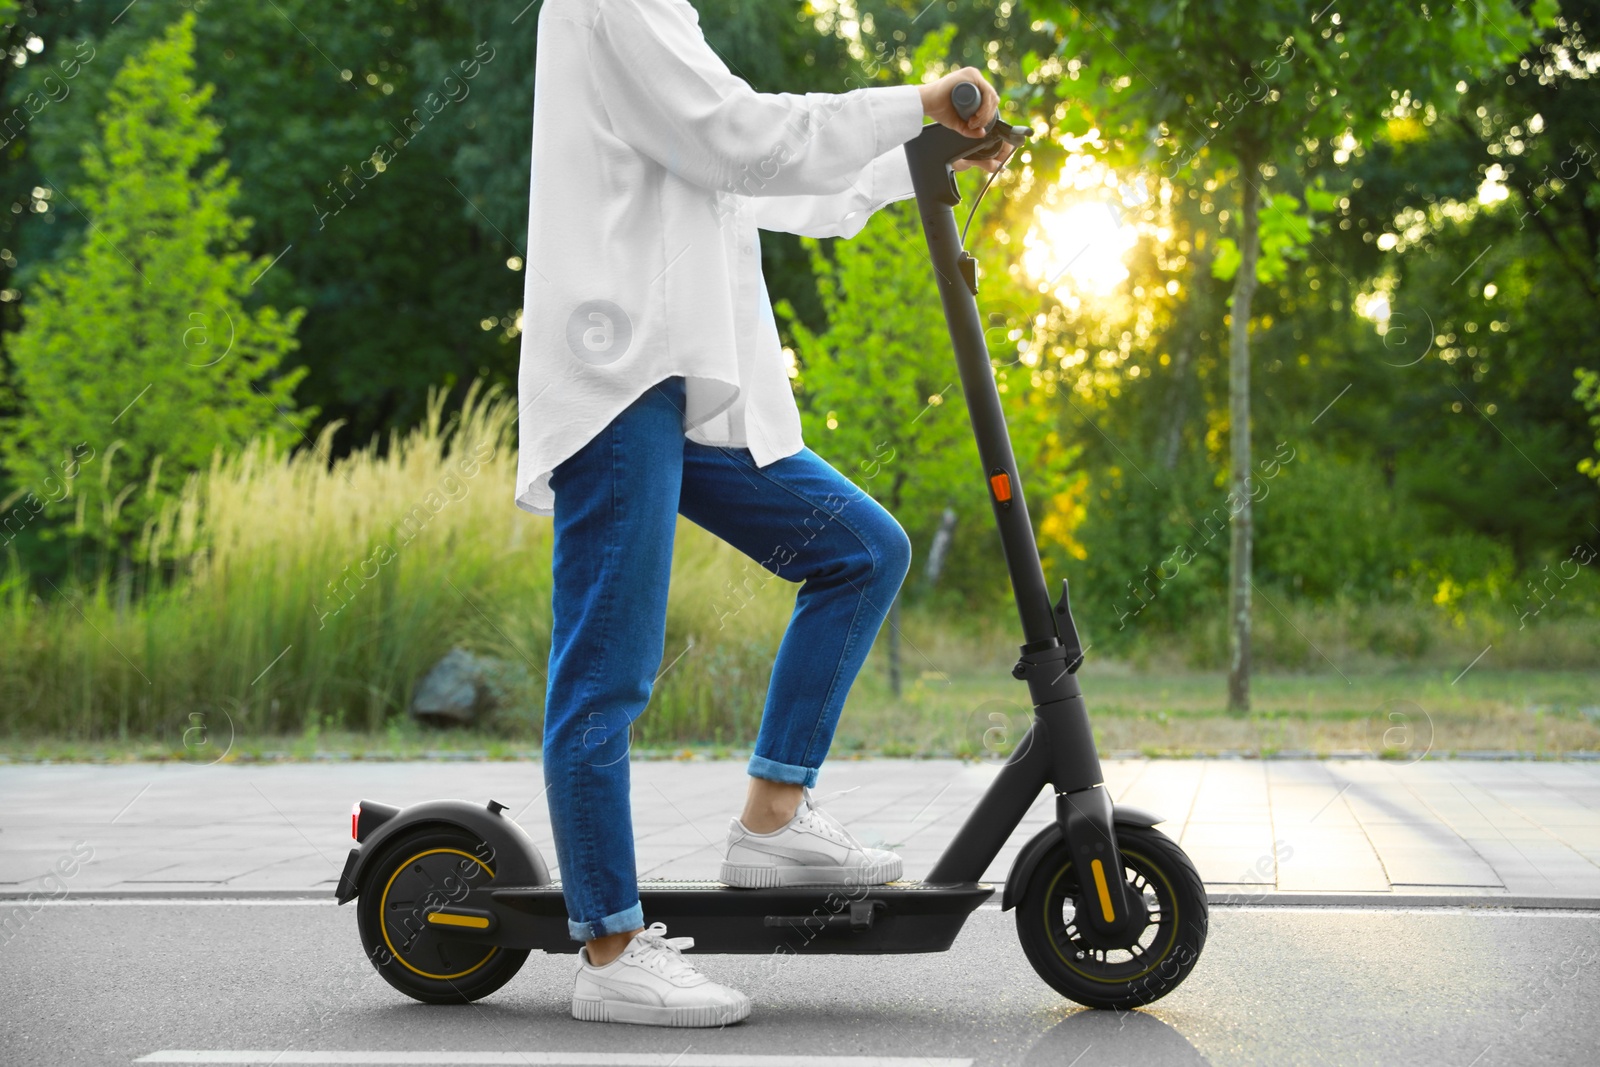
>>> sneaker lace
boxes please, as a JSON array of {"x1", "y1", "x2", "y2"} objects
[
  {"x1": 794, "y1": 786, "x2": 870, "y2": 853},
  {"x1": 627, "y1": 921, "x2": 700, "y2": 979}
]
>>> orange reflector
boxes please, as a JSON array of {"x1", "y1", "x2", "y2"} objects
[
  {"x1": 989, "y1": 471, "x2": 1012, "y2": 502},
  {"x1": 1090, "y1": 858, "x2": 1116, "y2": 923}
]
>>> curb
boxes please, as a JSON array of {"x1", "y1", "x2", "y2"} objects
[{"x1": 1205, "y1": 891, "x2": 1600, "y2": 910}]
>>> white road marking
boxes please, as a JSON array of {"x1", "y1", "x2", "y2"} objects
[{"x1": 136, "y1": 1055, "x2": 974, "y2": 1066}]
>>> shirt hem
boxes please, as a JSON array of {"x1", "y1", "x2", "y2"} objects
[{"x1": 514, "y1": 370, "x2": 743, "y2": 516}]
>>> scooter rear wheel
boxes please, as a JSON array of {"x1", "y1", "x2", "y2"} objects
[
  {"x1": 1014, "y1": 824, "x2": 1207, "y2": 1009},
  {"x1": 355, "y1": 826, "x2": 529, "y2": 1004}
]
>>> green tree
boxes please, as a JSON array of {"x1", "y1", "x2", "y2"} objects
[
  {"x1": 1030, "y1": 0, "x2": 1550, "y2": 711},
  {"x1": 3, "y1": 2, "x2": 490, "y2": 477},
  {"x1": 1359, "y1": 1, "x2": 1600, "y2": 560},
  {"x1": 0, "y1": 12, "x2": 307, "y2": 572}
]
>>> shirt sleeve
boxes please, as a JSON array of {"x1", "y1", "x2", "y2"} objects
[
  {"x1": 590, "y1": 0, "x2": 927, "y2": 199},
  {"x1": 748, "y1": 146, "x2": 920, "y2": 239}
]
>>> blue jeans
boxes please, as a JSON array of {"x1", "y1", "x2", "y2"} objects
[{"x1": 543, "y1": 375, "x2": 912, "y2": 941}]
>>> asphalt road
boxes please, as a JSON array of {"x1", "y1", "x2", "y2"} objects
[{"x1": 1, "y1": 901, "x2": 1596, "y2": 1067}]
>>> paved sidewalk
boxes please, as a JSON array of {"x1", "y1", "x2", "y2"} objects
[{"x1": 2, "y1": 758, "x2": 1597, "y2": 905}]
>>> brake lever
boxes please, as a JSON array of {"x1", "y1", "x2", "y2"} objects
[{"x1": 958, "y1": 121, "x2": 1028, "y2": 162}]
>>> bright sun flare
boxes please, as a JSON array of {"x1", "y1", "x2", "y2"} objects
[{"x1": 1023, "y1": 200, "x2": 1138, "y2": 299}]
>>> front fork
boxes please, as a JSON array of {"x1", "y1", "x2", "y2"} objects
[{"x1": 1015, "y1": 586, "x2": 1140, "y2": 942}]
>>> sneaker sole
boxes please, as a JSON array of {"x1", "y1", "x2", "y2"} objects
[
  {"x1": 718, "y1": 855, "x2": 903, "y2": 888},
  {"x1": 572, "y1": 993, "x2": 751, "y2": 1027}
]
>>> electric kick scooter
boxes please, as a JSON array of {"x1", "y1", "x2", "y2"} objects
[{"x1": 336, "y1": 82, "x2": 1208, "y2": 1011}]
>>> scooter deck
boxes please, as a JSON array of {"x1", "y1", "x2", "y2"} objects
[{"x1": 485, "y1": 879, "x2": 995, "y2": 955}]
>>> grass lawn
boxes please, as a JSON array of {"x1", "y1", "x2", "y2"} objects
[
  {"x1": 828, "y1": 663, "x2": 1600, "y2": 759},
  {"x1": 4, "y1": 665, "x2": 1596, "y2": 763}
]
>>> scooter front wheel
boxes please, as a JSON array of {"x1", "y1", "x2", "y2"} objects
[
  {"x1": 1014, "y1": 824, "x2": 1207, "y2": 1009},
  {"x1": 355, "y1": 826, "x2": 529, "y2": 1004}
]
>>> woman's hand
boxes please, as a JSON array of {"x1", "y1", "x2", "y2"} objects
[
  {"x1": 919, "y1": 67, "x2": 1014, "y2": 173},
  {"x1": 918, "y1": 66, "x2": 999, "y2": 138}
]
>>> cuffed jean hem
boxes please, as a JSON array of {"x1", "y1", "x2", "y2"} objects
[
  {"x1": 748, "y1": 753, "x2": 820, "y2": 788},
  {"x1": 567, "y1": 900, "x2": 645, "y2": 942}
]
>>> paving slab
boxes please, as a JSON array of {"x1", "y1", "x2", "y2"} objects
[{"x1": 1, "y1": 758, "x2": 1596, "y2": 906}]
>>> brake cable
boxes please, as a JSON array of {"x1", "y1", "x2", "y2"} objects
[{"x1": 958, "y1": 145, "x2": 1016, "y2": 252}]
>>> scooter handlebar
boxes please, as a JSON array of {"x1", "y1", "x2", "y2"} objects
[
  {"x1": 952, "y1": 80, "x2": 982, "y2": 121},
  {"x1": 948, "y1": 80, "x2": 1028, "y2": 155}
]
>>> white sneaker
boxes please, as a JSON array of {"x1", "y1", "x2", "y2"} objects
[
  {"x1": 720, "y1": 786, "x2": 903, "y2": 888},
  {"x1": 571, "y1": 921, "x2": 751, "y2": 1028}
]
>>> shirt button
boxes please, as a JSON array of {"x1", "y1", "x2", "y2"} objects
[{"x1": 742, "y1": 244, "x2": 752, "y2": 255}]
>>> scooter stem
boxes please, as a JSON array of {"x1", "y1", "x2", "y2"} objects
[
  {"x1": 903, "y1": 118, "x2": 1055, "y2": 647},
  {"x1": 904, "y1": 88, "x2": 1138, "y2": 940}
]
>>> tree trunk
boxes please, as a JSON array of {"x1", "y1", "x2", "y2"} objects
[
  {"x1": 886, "y1": 476, "x2": 909, "y2": 699},
  {"x1": 1161, "y1": 342, "x2": 1192, "y2": 472},
  {"x1": 1227, "y1": 158, "x2": 1261, "y2": 716},
  {"x1": 887, "y1": 590, "x2": 903, "y2": 698},
  {"x1": 924, "y1": 506, "x2": 958, "y2": 584}
]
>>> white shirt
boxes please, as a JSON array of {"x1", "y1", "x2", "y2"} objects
[{"x1": 514, "y1": 0, "x2": 928, "y2": 515}]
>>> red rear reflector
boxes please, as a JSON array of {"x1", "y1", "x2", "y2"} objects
[
  {"x1": 351, "y1": 802, "x2": 361, "y2": 841},
  {"x1": 989, "y1": 471, "x2": 1012, "y2": 502}
]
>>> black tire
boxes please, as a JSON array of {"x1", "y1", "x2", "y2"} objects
[
  {"x1": 355, "y1": 826, "x2": 530, "y2": 1004},
  {"x1": 1015, "y1": 824, "x2": 1207, "y2": 1010}
]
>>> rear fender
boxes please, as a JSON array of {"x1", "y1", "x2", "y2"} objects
[{"x1": 335, "y1": 799, "x2": 549, "y2": 904}]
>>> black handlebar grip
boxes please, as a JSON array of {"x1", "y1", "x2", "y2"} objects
[{"x1": 951, "y1": 80, "x2": 981, "y2": 121}]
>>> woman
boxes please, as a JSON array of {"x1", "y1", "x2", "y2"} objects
[{"x1": 515, "y1": 0, "x2": 1009, "y2": 1028}]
